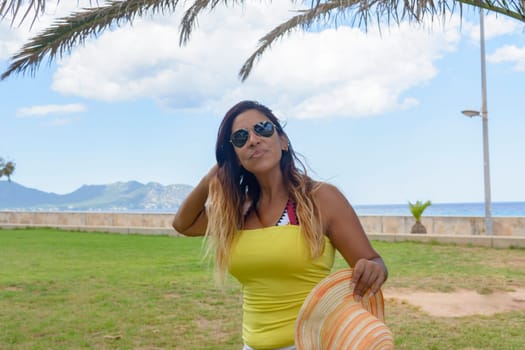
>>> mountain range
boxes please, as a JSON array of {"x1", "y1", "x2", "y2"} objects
[{"x1": 0, "y1": 180, "x2": 193, "y2": 212}]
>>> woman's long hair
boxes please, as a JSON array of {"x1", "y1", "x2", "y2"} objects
[{"x1": 206, "y1": 100, "x2": 325, "y2": 281}]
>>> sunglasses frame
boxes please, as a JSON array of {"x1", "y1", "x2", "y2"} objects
[{"x1": 230, "y1": 121, "x2": 276, "y2": 148}]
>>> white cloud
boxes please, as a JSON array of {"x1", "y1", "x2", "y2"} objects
[
  {"x1": 464, "y1": 13, "x2": 523, "y2": 41},
  {"x1": 2, "y1": 3, "x2": 521, "y2": 119},
  {"x1": 460, "y1": 13, "x2": 525, "y2": 73},
  {"x1": 51, "y1": 3, "x2": 289, "y2": 105},
  {"x1": 488, "y1": 45, "x2": 525, "y2": 71},
  {"x1": 0, "y1": 23, "x2": 25, "y2": 60},
  {"x1": 16, "y1": 103, "x2": 86, "y2": 117},
  {"x1": 249, "y1": 21, "x2": 459, "y2": 119},
  {"x1": 48, "y1": 3, "x2": 464, "y2": 120}
]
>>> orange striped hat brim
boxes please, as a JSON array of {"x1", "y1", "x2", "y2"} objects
[{"x1": 295, "y1": 268, "x2": 394, "y2": 349}]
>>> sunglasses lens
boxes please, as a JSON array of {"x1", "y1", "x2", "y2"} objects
[
  {"x1": 254, "y1": 121, "x2": 275, "y2": 137},
  {"x1": 231, "y1": 129, "x2": 249, "y2": 148},
  {"x1": 230, "y1": 121, "x2": 275, "y2": 148}
]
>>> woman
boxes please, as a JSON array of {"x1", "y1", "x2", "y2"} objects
[{"x1": 172, "y1": 100, "x2": 388, "y2": 350}]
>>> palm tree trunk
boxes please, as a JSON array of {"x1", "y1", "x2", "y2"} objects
[{"x1": 410, "y1": 221, "x2": 427, "y2": 234}]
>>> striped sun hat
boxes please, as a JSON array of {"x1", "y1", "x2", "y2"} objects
[{"x1": 295, "y1": 268, "x2": 394, "y2": 349}]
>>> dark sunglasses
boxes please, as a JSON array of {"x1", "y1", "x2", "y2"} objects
[{"x1": 230, "y1": 121, "x2": 276, "y2": 148}]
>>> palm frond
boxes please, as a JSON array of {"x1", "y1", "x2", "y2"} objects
[
  {"x1": 1, "y1": 0, "x2": 182, "y2": 80},
  {"x1": 179, "y1": 0, "x2": 213, "y2": 45},
  {"x1": 179, "y1": 0, "x2": 247, "y2": 45},
  {"x1": 0, "y1": 0, "x2": 46, "y2": 26},
  {"x1": 1, "y1": 0, "x2": 525, "y2": 81},
  {"x1": 239, "y1": 0, "x2": 525, "y2": 80},
  {"x1": 408, "y1": 200, "x2": 432, "y2": 221},
  {"x1": 239, "y1": 1, "x2": 347, "y2": 81}
]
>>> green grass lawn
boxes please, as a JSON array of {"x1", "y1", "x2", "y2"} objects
[{"x1": 1, "y1": 228, "x2": 524, "y2": 349}]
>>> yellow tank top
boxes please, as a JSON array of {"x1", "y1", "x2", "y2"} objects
[{"x1": 229, "y1": 225, "x2": 335, "y2": 349}]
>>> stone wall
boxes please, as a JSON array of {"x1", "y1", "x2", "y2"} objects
[
  {"x1": 1, "y1": 211, "x2": 524, "y2": 236},
  {"x1": 359, "y1": 216, "x2": 525, "y2": 236},
  {"x1": 0, "y1": 211, "x2": 175, "y2": 235}
]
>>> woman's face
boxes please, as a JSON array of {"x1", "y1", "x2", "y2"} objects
[{"x1": 230, "y1": 109, "x2": 287, "y2": 176}]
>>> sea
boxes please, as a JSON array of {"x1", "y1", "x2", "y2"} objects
[
  {"x1": 82, "y1": 201, "x2": 525, "y2": 217},
  {"x1": 353, "y1": 201, "x2": 525, "y2": 217},
  {"x1": 13, "y1": 201, "x2": 524, "y2": 217}
]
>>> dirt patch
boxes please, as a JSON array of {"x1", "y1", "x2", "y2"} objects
[
  {"x1": 385, "y1": 288, "x2": 525, "y2": 317},
  {"x1": 2, "y1": 286, "x2": 24, "y2": 292},
  {"x1": 163, "y1": 292, "x2": 181, "y2": 299}
]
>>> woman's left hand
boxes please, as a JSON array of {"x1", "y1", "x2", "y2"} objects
[{"x1": 351, "y1": 258, "x2": 388, "y2": 301}]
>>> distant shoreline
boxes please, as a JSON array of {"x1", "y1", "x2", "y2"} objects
[
  {"x1": 354, "y1": 201, "x2": 525, "y2": 217},
  {"x1": 2, "y1": 201, "x2": 525, "y2": 217}
]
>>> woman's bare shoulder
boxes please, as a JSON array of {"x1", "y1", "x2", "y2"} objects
[
  {"x1": 312, "y1": 181, "x2": 346, "y2": 201},
  {"x1": 311, "y1": 182, "x2": 352, "y2": 219}
]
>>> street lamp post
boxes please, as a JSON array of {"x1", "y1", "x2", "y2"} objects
[
  {"x1": 461, "y1": 8, "x2": 493, "y2": 236},
  {"x1": 461, "y1": 109, "x2": 493, "y2": 236}
]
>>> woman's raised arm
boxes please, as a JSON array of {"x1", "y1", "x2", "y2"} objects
[{"x1": 172, "y1": 165, "x2": 218, "y2": 236}]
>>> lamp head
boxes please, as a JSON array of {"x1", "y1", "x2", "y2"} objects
[{"x1": 461, "y1": 110, "x2": 481, "y2": 118}]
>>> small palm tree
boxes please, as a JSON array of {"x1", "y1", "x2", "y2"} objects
[
  {"x1": 408, "y1": 200, "x2": 432, "y2": 234},
  {"x1": 0, "y1": 157, "x2": 16, "y2": 182},
  {"x1": 1, "y1": 1, "x2": 525, "y2": 80},
  {"x1": 0, "y1": 157, "x2": 5, "y2": 179},
  {"x1": 3, "y1": 161, "x2": 16, "y2": 182}
]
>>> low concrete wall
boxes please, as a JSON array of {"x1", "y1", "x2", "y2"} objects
[
  {"x1": 1, "y1": 211, "x2": 525, "y2": 247},
  {"x1": 0, "y1": 211, "x2": 176, "y2": 236},
  {"x1": 359, "y1": 215, "x2": 525, "y2": 236}
]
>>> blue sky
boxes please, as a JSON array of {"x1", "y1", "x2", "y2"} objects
[{"x1": 1, "y1": 1, "x2": 524, "y2": 205}]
